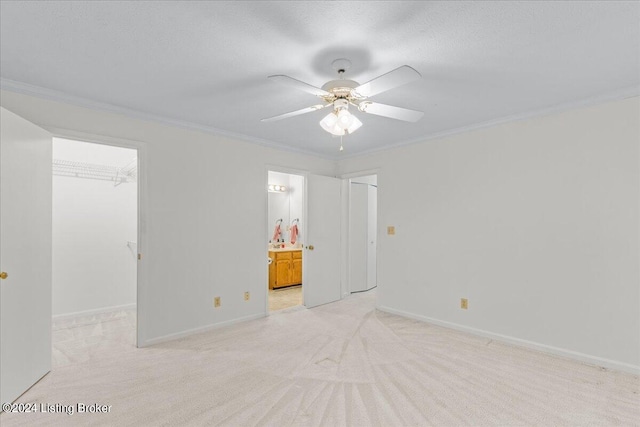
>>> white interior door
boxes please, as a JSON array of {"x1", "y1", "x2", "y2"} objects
[
  {"x1": 0, "y1": 107, "x2": 52, "y2": 404},
  {"x1": 349, "y1": 183, "x2": 368, "y2": 292},
  {"x1": 367, "y1": 184, "x2": 377, "y2": 290},
  {"x1": 304, "y1": 174, "x2": 342, "y2": 308}
]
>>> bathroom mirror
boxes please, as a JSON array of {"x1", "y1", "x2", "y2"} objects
[{"x1": 267, "y1": 171, "x2": 304, "y2": 246}]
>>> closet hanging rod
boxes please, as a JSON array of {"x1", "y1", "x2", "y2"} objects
[{"x1": 52, "y1": 158, "x2": 137, "y2": 186}]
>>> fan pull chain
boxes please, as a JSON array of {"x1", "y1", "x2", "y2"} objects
[{"x1": 339, "y1": 135, "x2": 344, "y2": 152}]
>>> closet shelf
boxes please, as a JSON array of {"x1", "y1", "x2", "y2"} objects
[{"x1": 52, "y1": 158, "x2": 137, "y2": 186}]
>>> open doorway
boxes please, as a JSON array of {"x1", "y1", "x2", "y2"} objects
[
  {"x1": 349, "y1": 174, "x2": 377, "y2": 293},
  {"x1": 267, "y1": 171, "x2": 304, "y2": 312},
  {"x1": 51, "y1": 137, "x2": 138, "y2": 366}
]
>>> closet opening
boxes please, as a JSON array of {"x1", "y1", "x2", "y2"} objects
[
  {"x1": 267, "y1": 171, "x2": 305, "y2": 312},
  {"x1": 51, "y1": 137, "x2": 138, "y2": 366},
  {"x1": 348, "y1": 174, "x2": 377, "y2": 294}
]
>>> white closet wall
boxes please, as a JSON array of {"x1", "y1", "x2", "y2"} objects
[{"x1": 52, "y1": 138, "x2": 137, "y2": 317}]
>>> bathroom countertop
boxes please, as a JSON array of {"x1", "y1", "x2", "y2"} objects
[{"x1": 268, "y1": 247, "x2": 303, "y2": 253}]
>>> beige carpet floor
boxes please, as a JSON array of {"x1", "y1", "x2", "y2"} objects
[
  {"x1": 2, "y1": 290, "x2": 638, "y2": 426},
  {"x1": 269, "y1": 285, "x2": 303, "y2": 312}
]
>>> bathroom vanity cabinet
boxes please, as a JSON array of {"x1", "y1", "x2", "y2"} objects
[{"x1": 268, "y1": 249, "x2": 302, "y2": 289}]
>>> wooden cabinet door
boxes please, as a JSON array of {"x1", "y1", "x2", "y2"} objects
[
  {"x1": 275, "y1": 259, "x2": 291, "y2": 287},
  {"x1": 291, "y1": 258, "x2": 302, "y2": 285},
  {"x1": 268, "y1": 252, "x2": 276, "y2": 289}
]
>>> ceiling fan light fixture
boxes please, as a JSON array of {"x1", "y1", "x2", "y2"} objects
[
  {"x1": 320, "y1": 112, "x2": 344, "y2": 136},
  {"x1": 319, "y1": 98, "x2": 363, "y2": 136},
  {"x1": 320, "y1": 110, "x2": 355, "y2": 136},
  {"x1": 337, "y1": 109, "x2": 354, "y2": 128},
  {"x1": 320, "y1": 112, "x2": 337, "y2": 128},
  {"x1": 346, "y1": 115, "x2": 362, "y2": 134},
  {"x1": 328, "y1": 119, "x2": 346, "y2": 136},
  {"x1": 332, "y1": 126, "x2": 346, "y2": 136}
]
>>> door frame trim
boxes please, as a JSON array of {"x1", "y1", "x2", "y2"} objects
[
  {"x1": 339, "y1": 168, "x2": 381, "y2": 180},
  {"x1": 339, "y1": 169, "x2": 380, "y2": 295},
  {"x1": 47, "y1": 127, "x2": 148, "y2": 348}
]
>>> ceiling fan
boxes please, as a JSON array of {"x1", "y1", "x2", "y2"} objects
[{"x1": 261, "y1": 59, "x2": 424, "y2": 138}]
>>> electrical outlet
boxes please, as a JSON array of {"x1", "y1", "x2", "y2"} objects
[
  {"x1": 214, "y1": 297, "x2": 221, "y2": 308},
  {"x1": 387, "y1": 226, "x2": 395, "y2": 235},
  {"x1": 460, "y1": 298, "x2": 468, "y2": 310},
  {"x1": 244, "y1": 292, "x2": 250, "y2": 301}
]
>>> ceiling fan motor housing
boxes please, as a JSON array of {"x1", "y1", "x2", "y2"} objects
[
  {"x1": 321, "y1": 79, "x2": 360, "y2": 100},
  {"x1": 333, "y1": 98, "x2": 349, "y2": 110}
]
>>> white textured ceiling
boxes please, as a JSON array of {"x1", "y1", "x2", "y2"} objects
[{"x1": 1, "y1": 1, "x2": 638, "y2": 158}]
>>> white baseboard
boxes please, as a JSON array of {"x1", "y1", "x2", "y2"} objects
[
  {"x1": 377, "y1": 305, "x2": 639, "y2": 376},
  {"x1": 53, "y1": 303, "x2": 136, "y2": 321},
  {"x1": 139, "y1": 312, "x2": 266, "y2": 347}
]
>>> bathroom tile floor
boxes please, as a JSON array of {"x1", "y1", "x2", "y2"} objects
[{"x1": 268, "y1": 284, "x2": 302, "y2": 312}]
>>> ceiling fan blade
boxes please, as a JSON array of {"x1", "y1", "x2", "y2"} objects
[
  {"x1": 358, "y1": 101, "x2": 424, "y2": 122},
  {"x1": 354, "y1": 65, "x2": 421, "y2": 98},
  {"x1": 261, "y1": 104, "x2": 329, "y2": 122},
  {"x1": 268, "y1": 75, "x2": 330, "y2": 97}
]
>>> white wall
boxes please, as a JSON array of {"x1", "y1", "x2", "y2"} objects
[
  {"x1": 52, "y1": 138, "x2": 137, "y2": 316},
  {"x1": 339, "y1": 97, "x2": 640, "y2": 372},
  {"x1": 0, "y1": 90, "x2": 336, "y2": 346}
]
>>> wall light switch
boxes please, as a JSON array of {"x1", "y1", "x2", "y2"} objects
[{"x1": 387, "y1": 226, "x2": 395, "y2": 235}]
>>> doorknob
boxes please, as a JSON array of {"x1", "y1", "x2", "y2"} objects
[
  {"x1": 0, "y1": 272, "x2": 7, "y2": 280},
  {"x1": 307, "y1": 245, "x2": 314, "y2": 251}
]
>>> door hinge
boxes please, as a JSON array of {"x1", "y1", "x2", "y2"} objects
[{"x1": 137, "y1": 253, "x2": 142, "y2": 260}]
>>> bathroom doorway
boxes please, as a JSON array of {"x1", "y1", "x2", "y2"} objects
[{"x1": 267, "y1": 171, "x2": 305, "y2": 312}]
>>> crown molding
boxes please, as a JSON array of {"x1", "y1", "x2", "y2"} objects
[
  {"x1": 338, "y1": 85, "x2": 640, "y2": 161},
  {"x1": 2, "y1": 78, "x2": 637, "y2": 163},
  {"x1": 0, "y1": 78, "x2": 336, "y2": 160}
]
